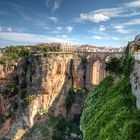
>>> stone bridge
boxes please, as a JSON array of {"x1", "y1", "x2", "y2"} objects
[
  {"x1": 32, "y1": 51, "x2": 123, "y2": 88},
  {"x1": 81, "y1": 52, "x2": 123, "y2": 88}
]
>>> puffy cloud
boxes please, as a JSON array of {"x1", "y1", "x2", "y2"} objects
[
  {"x1": 56, "y1": 27, "x2": 62, "y2": 30},
  {"x1": 99, "y1": 25, "x2": 106, "y2": 32},
  {"x1": 7, "y1": 27, "x2": 12, "y2": 32},
  {"x1": 80, "y1": 13, "x2": 109, "y2": 23},
  {"x1": 125, "y1": 0, "x2": 140, "y2": 8},
  {"x1": 48, "y1": 17, "x2": 58, "y2": 22},
  {"x1": 79, "y1": 7, "x2": 126, "y2": 23},
  {"x1": 66, "y1": 26, "x2": 73, "y2": 33},
  {"x1": 92, "y1": 35, "x2": 102, "y2": 40}
]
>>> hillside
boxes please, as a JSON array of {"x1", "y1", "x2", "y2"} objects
[{"x1": 80, "y1": 43, "x2": 140, "y2": 140}]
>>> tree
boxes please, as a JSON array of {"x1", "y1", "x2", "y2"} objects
[{"x1": 105, "y1": 57, "x2": 123, "y2": 75}]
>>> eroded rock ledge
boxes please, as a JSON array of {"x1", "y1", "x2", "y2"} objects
[{"x1": 0, "y1": 53, "x2": 87, "y2": 140}]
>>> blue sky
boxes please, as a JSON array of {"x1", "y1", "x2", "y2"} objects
[{"x1": 0, "y1": 0, "x2": 140, "y2": 47}]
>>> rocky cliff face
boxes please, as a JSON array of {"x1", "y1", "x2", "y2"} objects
[
  {"x1": 0, "y1": 53, "x2": 86, "y2": 140},
  {"x1": 131, "y1": 61, "x2": 140, "y2": 109}
]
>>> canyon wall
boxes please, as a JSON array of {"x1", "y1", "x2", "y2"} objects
[{"x1": 0, "y1": 53, "x2": 86, "y2": 140}]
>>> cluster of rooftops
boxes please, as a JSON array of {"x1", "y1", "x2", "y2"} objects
[{"x1": 32, "y1": 43, "x2": 124, "y2": 53}]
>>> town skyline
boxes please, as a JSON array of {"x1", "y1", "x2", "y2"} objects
[{"x1": 0, "y1": 0, "x2": 140, "y2": 47}]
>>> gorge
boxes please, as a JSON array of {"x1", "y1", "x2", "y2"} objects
[{"x1": 0, "y1": 37, "x2": 140, "y2": 140}]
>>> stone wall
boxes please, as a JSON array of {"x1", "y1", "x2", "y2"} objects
[{"x1": 131, "y1": 61, "x2": 140, "y2": 109}]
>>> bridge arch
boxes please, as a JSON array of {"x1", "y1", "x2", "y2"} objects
[
  {"x1": 105, "y1": 55, "x2": 111, "y2": 63},
  {"x1": 85, "y1": 52, "x2": 123, "y2": 89},
  {"x1": 92, "y1": 59, "x2": 101, "y2": 85}
]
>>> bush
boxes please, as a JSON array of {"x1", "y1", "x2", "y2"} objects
[
  {"x1": 53, "y1": 116, "x2": 81, "y2": 140},
  {"x1": 24, "y1": 95, "x2": 37, "y2": 105},
  {"x1": 65, "y1": 87, "x2": 75, "y2": 112},
  {"x1": 105, "y1": 57, "x2": 123, "y2": 75}
]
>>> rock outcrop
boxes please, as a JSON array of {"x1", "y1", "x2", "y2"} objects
[
  {"x1": 0, "y1": 53, "x2": 87, "y2": 139},
  {"x1": 131, "y1": 61, "x2": 140, "y2": 109}
]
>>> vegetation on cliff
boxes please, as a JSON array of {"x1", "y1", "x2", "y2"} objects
[
  {"x1": 65, "y1": 87, "x2": 76, "y2": 113},
  {"x1": 80, "y1": 48, "x2": 140, "y2": 140},
  {"x1": 0, "y1": 46, "x2": 32, "y2": 64},
  {"x1": 23, "y1": 115, "x2": 82, "y2": 140},
  {"x1": 0, "y1": 45, "x2": 61, "y2": 64}
]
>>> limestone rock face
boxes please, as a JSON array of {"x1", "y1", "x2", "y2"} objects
[
  {"x1": 131, "y1": 61, "x2": 140, "y2": 109},
  {"x1": 0, "y1": 64, "x2": 15, "y2": 87},
  {"x1": 0, "y1": 64, "x2": 17, "y2": 139},
  {"x1": 0, "y1": 53, "x2": 86, "y2": 139}
]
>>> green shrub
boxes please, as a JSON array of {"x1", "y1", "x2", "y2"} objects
[
  {"x1": 105, "y1": 57, "x2": 123, "y2": 75},
  {"x1": 25, "y1": 94, "x2": 37, "y2": 105},
  {"x1": 65, "y1": 87, "x2": 75, "y2": 112},
  {"x1": 9, "y1": 85, "x2": 18, "y2": 95}
]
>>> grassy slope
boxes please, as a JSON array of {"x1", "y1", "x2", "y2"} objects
[{"x1": 80, "y1": 76, "x2": 140, "y2": 140}]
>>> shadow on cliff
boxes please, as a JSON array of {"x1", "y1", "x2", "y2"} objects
[
  {"x1": 0, "y1": 66, "x2": 20, "y2": 139},
  {"x1": 20, "y1": 62, "x2": 86, "y2": 140}
]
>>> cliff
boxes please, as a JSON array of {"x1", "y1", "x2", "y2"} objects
[
  {"x1": 0, "y1": 53, "x2": 87, "y2": 140},
  {"x1": 80, "y1": 46, "x2": 140, "y2": 140},
  {"x1": 131, "y1": 61, "x2": 140, "y2": 109}
]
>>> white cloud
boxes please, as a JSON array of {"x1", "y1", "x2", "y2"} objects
[
  {"x1": 79, "y1": 7, "x2": 126, "y2": 23},
  {"x1": 99, "y1": 25, "x2": 106, "y2": 32},
  {"x1": 56, "y1": 27, "x2": 62, "y2": 30},
  {"x1": 113, "y1": 19, "x2": 140, "y2": 34},
  {"x1": 114, "y1": 25, "x2": 131, "y2": 34},
  {"x1": 77, "y1": 1, "x2": 140, "y2": 23},
  {"x1": 111, "y1": 37, "x2": 120, "y2": 41},
  {"x1": 62, "y1": 35, "x2": 68, "y2": 38},
  {"x1": 80, "y1": 13, "x2": 109, "y2": 23},
  {"x1": 66, "y1": 26, "x2": 73, "y2": 33},
  {"x1": 7, "y1": 27, "x2": 12, "y2": 32},
  {"x1": 90, "y1": 30, "x2": 120, "y2": 41},
  {"x1": 52, "y1": 0, "x2": 62, "y2": 13},
  {"x1": 48, "y1": 17, "x2": 58, "y2": 22},
  {"x1": 125, "y1": 0, "x2": 140, "y2": 8},
  {"x1": 0, "y1": 26, "x2": 26, "y2": 33},
  {"x1": 0, "y1": 32, "x2": 70, "y2": 43},
  {"x1": 57, "y1": 34, "x2": 68, "y2": 38},
  {"x1": 116, "y1": 29, "x2": 131, "y2": 34},
  {"x1": 123, "y1": 19, "x2": 140, "y2": 26},
  {"x1": 92, "y1": 35, "x2": 103, "y2": 40}
]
